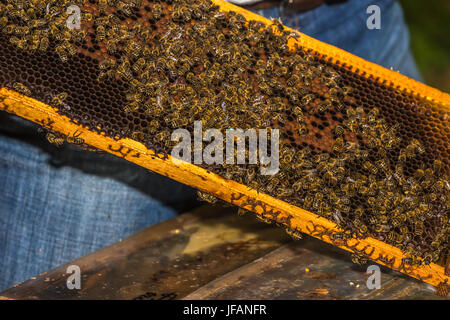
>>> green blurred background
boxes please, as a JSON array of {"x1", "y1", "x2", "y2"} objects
[{"x1": 400, "y1": 0, "x2": 450, "y2": 92}]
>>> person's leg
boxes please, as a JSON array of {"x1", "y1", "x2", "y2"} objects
[
  {"x1": 0, "y1": 115, "x2": 197, "y2": 290},
  {"x1": 256, "y1": 0, "x2": 423, "y2": 81}
]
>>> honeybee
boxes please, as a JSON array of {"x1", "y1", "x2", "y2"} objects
[
  {"x1": 51, "y1": 92, "x2": 68, "y2": 106},
  {"x1": 332, "y1": 137, "x2": 344, "y2": 153},
  {"x1": 99, "y1": 0, "x2": 108, "y2": 12},
  {"x1": 400, "y1": 225, "x2": 412, "y2": 239},
  {"x1": 197, "y1": 191, "x2": 218, "y2": 204},
  {"x1": 96, "y1": 25, "x2": 106, "y2": 41},
  {"x1": 397, "y1": 149, "x2": 407, "y2": 163},
  {"x1": 313, "y1": 152, "x2": 329, "y2": 164},
  {"x1": 286, "y1": 75, "x2": 300, "y2": 87},
  {"x1": 432, "y1": 159, "x2": 443, "y2": 175},
  {"x1": 153, "y1": 3, "x2": 162, "y2": 20},
  {"x1": 322, "y1": 170, "x2": 336, "y2": 186},
  {"x1": 46, "y1": 132, "x2": 65, "y2": 147},
  {"x1": 344, "y1": 107, "x2": 357, "y2": 119},
  {"x1": 132, "y1": 58, "x2": 146, "y2": 74},
  {"x1": 321, "y1": 76, "x2": 337, "y2": 88},
  {"x1": 4, "y1": 24, "x2": 15, "y2": 34},
  {"x1": 285, "y1": 228, "x2": 303, "y2": 240},
  {"x1": 410, "y1": 138, "x2": 424, "y2": 154},
  {"x1": 376, "y1": 159, "x2": 390, "y2": 173},
  {"x1": 117, "y1": 1, "x2": 132, "y2": 15},
  {"x1": 154, "y1": 130, "x2": 170, "y2": 144},
  {"x1": 55, "y1": 45, "x2": 68, "y2": 62},
  {"x1": 414, "y1": 221, "x2": 424, "y2": 236},
  {"x1": 354, "y1": 207, "x2": 365, "y2": 217},
  {"x1": 117, "y1": 65, "x2": 133, "y2": 82},
  {"x1": 237, "y1": 207, "x2": 250, "y2": 216},
  {"x1": 256, "y1": 214, "x2": 273, "y2": 225},
  {"x1": 270, "y1": 17, "x2": 285, "y2": 32},
  {"x1": 123, "y1": 41, "x2": 141, "y2": 60},
  {"x1": 66, "y1": 130, "x2": 84, "y2": 145},
  {"x1": 0, "y1": 16, "x2": 8, "y2": 29},
  {"x1": 391, "y1": 214, "x2": 406, "y2": 227},
  {"x1": 301, "y1": 93, "x2": 315, "y2": 106},
  {"x1": 82, "y1": 12, "x2": 93, "y2": 22},
  {"x1": 375, "y1": 224, "x2": 390, "y2": 233},
  {"x1": 342, "y1": 86, "x2": 353, "y2": 95},
  {"x1": 318, "y1": 99, "x2": 332, "y2": 113},
  {"x1": 131, "y1": 131, "x2": 146, "y2": 142},
  {"x1": 123, "y1": 102, "x2": 140, "y2": 113},
  {"x1": 387, "y1": 231, "x2": 399, "y2": 243},
  {"x1": 393, "y1": 232, "x2": 404, "y2": 244},
  {"x1": 280, "y1": 149, "x2": 295, "y2": 165},
  {"x1": 329, "y1": 232, "x2": 347, "y2": 244},
  {"x1": 298, "y1": 123, "x2": 308, "y2": 136},
  {"x1": 29, "y1": 18, "x2": 46, "y2": 28},
  {"x1": 351, "y1": 218, "x2": 366, "y2": 235},
  {"x1": 363, "y1": 161, "x2": 378, "y2": 175},
  {"x1": 99, "y1": 58, "x2": 117, "y2": 71},
  {"x1": 334, "y1": 125, "x2": 344, "y2": 137},
  {"x1": 422, "y1": 168, "x2": 435, "y2": 183},
  {"x1": 291, "y1": 180, "x2": 303, "y2": 192},
  {"x1": 106, "y1": 39, "x2": 117, "y2": 54},
  {"x1": 12, "y1": 82, "x2": 31, "y2": 96},
  {"x1": 404, "y1": 146, "x2": 416, "y2": 160},
  {"x1": 351, "y1": 253, "x2": 368, "y2": 265},
  {"x1": 130, "y1": 0, "x2": 144, "y2": 6},
  {"x1": 147, "y1": 119, "x2": 160, "y2": 134}
]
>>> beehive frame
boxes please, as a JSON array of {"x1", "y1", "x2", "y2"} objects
[{"x1": 0, "y1": 0, "x2": 448, "y2": 291}]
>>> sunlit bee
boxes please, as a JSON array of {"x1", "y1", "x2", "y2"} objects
[
  {"x1": 197, "y1": 191, "x2": 218, "y2": 204},
  {"x1": 51, "y1": 92, "x2": 68, "y2": 106},
  {"x1": 99, "y1": 0, "x2": 108, "y2": 12},
  {"x1": 13, "y1": 82, "x2": 31, "y2": 96},
  {"x1": 66, "y1": 130, "x2": 84, "y2": 145},
  {"x1": 55, "y1": 45, "x2": 68, "y2": 62},
  {"x1": 123, "y1": 102, "x2": 140, "y2": 113},
  {"x1": 46, "y1": 132, "x2": 65, "y2": 147}
]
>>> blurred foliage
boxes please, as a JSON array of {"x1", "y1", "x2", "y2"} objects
[{"x1": 400, "y1": 0, "x2": 450, "y2": 92}]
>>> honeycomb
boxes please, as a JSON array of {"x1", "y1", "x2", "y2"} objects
[{"x1": 0, "y1": 0, "x2": 448, "y2": 273}]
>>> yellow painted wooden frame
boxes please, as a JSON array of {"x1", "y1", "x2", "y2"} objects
[
  {"x1": 1, "y1": 87, "x2": 448, "y2": 288},
  {"x1": 0, "y1": 0, "x2": 448, "y2": 290}
]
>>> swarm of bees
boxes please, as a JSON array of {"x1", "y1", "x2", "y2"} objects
[{"x1": 1, "y1": 0, "x2": 448, "y2": 267}]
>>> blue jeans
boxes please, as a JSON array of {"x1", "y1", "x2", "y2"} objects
[{"x1": 0, "y1": 0, "x2": 422, "y2": 290}]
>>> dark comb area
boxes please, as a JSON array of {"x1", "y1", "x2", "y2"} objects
[{"x1": 0, "y1": 0, "x2": 448, "y2": 269}]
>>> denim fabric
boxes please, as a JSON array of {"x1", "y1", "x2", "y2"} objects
[
  {"x1": 0, "y1": 0, "x2": 422, "y2": 290},
  {"x1": 0, "y1": 115, "x2": 198, "y2": 290}
]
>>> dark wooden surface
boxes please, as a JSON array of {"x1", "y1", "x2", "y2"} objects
[
  {"x1": 0, "y1": 205, "x2": 447, "y2": 300},
  {"x1": 185, "y1": 241, "x2": 444, "y2": 300}
]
